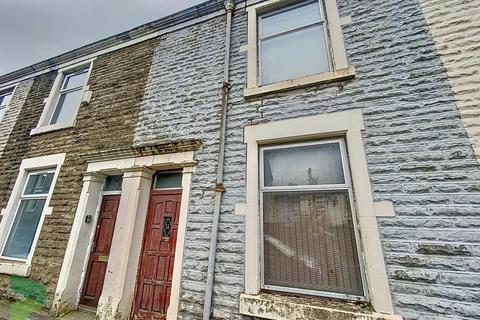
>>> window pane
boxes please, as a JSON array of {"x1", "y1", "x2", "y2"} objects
[
  {"x1": 162, "y1": 217, "x2": 172, "y2": 237},
  {"x1": 0, "y1": 106, "x2": 5, "y2": 121},
  {"x1": 3, "y1": 199, "x2": 46, "y2": 259},
  {"x1": 103, "y1": 175, "x2": 123, "y2": 192},
  {"x1": 50, "y1": 90, "x2": 83, "y2": 124},
  {"x1": 260, "y1": 25, "x2": 330, "y2": 85},
  {"x1": 62, "y1": 70, "x2": 88, "y2": 90},
  {"x1": 24, "y1": 172, "x2": 54, "y2": 195},
  {"x1": 263, "y1": 142, "x2": 345, "y2": 187},
  {"x1": 260, "y1": 1, "x2": 321, "y2": 38},
  {"x1": 0, "y1": 92, "x2": 12, "y2": 107},
  {"x1": 154, "y1": 172, "x2": 182, "y2": 189},
  {"x1": 263, "y1": 190, "x2": 363, "y2": 296}
]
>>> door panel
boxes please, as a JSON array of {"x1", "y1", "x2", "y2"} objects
[
  {"x1": 134, "y1": 190, "x2": 182, "y2": 319},
  {"x1": 80, "y1": 195, "x2": 120, "y2": 307}
]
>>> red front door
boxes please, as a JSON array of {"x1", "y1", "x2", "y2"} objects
[
  {"x1": 80, "y1": 195, "x2": 120, "y2": 307},
  {"x1": 134, "y1": 189, "x2": 182, "y2": 319}
]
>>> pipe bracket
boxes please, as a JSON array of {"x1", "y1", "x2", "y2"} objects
[
  {"x1": 215, "y1": 183, "x2": 226, "y2": 192},
  {"x1": 224, "y1": 0, "x2": 235, "y2": 12}
]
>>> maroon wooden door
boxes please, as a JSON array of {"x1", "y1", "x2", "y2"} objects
[
  {"x1": 134, "y1": 190, "x2": 182, "y2": 319},
  {"x1": 80, "y1": 195, "x2": 120, "y2": 307}
]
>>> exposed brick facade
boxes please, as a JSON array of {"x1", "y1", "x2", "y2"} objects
[
  {"x1": 0, "y1": 38, "x2": 157, "y2": 304},
  {"x1": 0, "y1": 79, "x2": 34, "y2": 158},
  {"x1": 134, "y1": 0, "x2": 480, "y2": 319}
]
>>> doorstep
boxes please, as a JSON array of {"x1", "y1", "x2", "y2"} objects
[
  {"x1": 58, "y1": 309, "x2": 95, "y2": 320},
  {"x1": 0, "y1": 300, "x2": 50, "y2": 320},
  {"x1": 239, "y1": 293, "x2": 403, "y2": 320},
  {"x1": 0, "y1": 300, "x2": 95, "y2": 320}
]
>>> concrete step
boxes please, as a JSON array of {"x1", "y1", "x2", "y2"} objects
[{"x1": 0, "y1": 300, "x2": 96, "y2": 320}]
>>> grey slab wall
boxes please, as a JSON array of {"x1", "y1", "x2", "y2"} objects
[
  {"x1": 135, "y1": 0, "x2": 480, "y2": 319},
  {"x1": 419, "y1": 0, "x2": 480, "y2": 162}
]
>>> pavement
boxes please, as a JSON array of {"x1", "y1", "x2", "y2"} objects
[{"x1": 0, "y1": 300, "x2": 95, "y2": 320}]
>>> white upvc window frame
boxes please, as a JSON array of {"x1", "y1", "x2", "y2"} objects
[
  {"x1": 257, "y1": 0, "x2": 332, "y2": 85},
  {"x1": 244, "y1": 0, "x2": 355, "y2": 97},
  {"x1": 31, "y1": 60, "x2": 94, "y2": 136},
  {"x1": 0, "y1": 86, "x2": 17, "y2": 123},
  {"x1": 0, "y1": 169, "x2": 56, "y2": 262},
  {"x1": 259, "y1": 138, "x2": 368, "y2": 301},
  {"x1": 241, "y1": 109, "x2": 398, "y2": 316},
  {"x1": 49, "y1": 68, "x2": 89, "y2": 125},
  {"x1": 0, "y1": 153, "x2": 66, "y2": 276}
]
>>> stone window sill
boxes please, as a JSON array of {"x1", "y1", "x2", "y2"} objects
[
  {"x1": 0, "y1": 260, "x2": 31, "y2": 277},
  {"x1": 244, "y1": 67, "x2": 355, "y2": 98},
  {"x1": 30, "y1": 121, "x2": 74, "y2": 136},
  {"x1": 239, "y1": 293, "x2": 403, "y2": 320}
]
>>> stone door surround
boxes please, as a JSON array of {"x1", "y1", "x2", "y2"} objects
[{"x1": 53, "y1": 148, "x2": 196, "y2": 320}]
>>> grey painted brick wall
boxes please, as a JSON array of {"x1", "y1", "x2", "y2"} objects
[
  {"x1": 135, "y1": 0, "x2": 480, "y2": 319},
  {"x1": 419, "y1": 0, "x2": 480, "y2": 161}
]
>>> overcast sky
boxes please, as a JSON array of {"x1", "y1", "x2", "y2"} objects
[{"x1": 0, "y1": 0, "x2": 205, "y2": 75}]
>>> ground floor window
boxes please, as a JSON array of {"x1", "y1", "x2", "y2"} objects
[
  {"x1": 260, "y1": 139, "x2": 365, "y2": 298},
  {"x1": 2, "y1": 170, "x2": 55, "y2": 260}
]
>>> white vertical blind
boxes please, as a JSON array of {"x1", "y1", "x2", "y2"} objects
[
  {"x1": 263, "y1": 191, "x2": 363, "y2": 296},
  {"x1": 261, "y1": 140, "x2": 365, "y2": 298}
]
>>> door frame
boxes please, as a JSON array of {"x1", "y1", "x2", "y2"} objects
[{"x1": 53, "y1": 151, "x2": 196, "y2": 320}]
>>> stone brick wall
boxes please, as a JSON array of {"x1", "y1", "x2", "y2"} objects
[
  {"x1": 135, "y1": 1, "x2": 480, "y2": 319},
  {"x1": 0, "y1": 79, "x2": 34, "y2": 158},
  {"x1": 418, "y1": 0, "x2": 480, "y2": 162},
  {"x1": 0, "y1": 38, "x2": 157, "y2": 304}
]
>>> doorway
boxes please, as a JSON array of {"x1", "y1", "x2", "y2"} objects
[
  {"x1": 134, "y1": 172, "x2": 182, "y2": 319},
  {"x1": 79, "y1": 194, "x2": 120, "y2": 307}
]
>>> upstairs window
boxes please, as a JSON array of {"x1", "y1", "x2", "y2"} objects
[
  {"x1": 244, "y1": 0, "x2": 353, "y2": 97},
  {"x1": 258, "y1": 0, "x2": 331, "y2": 85},
  {"x1": 50, "y1": 67, "x2": 89, "y2": 125},
  {"x1": 0, "y1": 89, "x2": 14, "y2": 122},
  {"x1": 31, "y1": 61, "x2": 92, "y2": 135},
  {"x1": 260, "y1": 139, "x2": 365, "y2": 298}
]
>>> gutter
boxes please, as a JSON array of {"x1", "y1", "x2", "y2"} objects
[
  {"x1": 202, "y1": 1, "x2": 235, "y2": 319},
  {"x1": 0, "y1": 0, "x2": 243, "y2": 86}
]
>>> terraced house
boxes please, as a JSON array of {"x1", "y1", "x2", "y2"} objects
[{"x1": 0, "y1": 0, "x2": 479, "y2": 319}]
